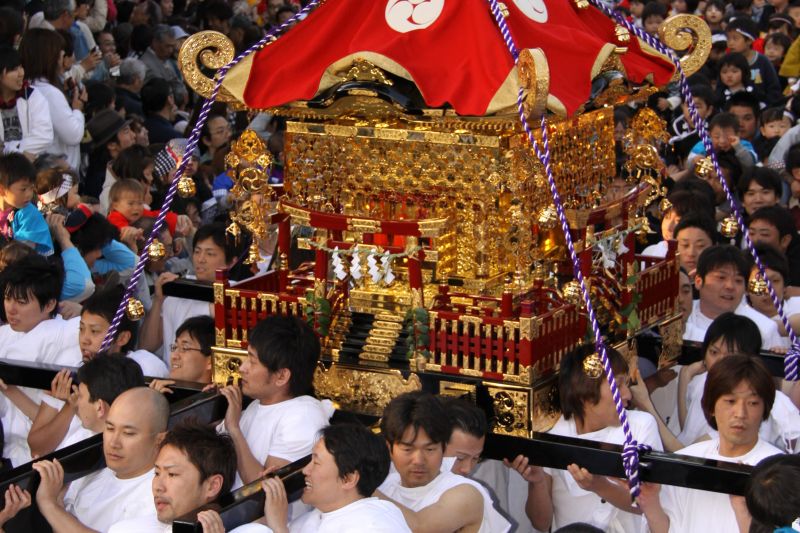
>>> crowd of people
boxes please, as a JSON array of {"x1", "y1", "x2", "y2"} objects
[{"x1": 0, "y1": 0, "x2": 798, "y2": 531}]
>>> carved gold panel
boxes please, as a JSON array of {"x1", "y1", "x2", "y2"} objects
[{"x1": 314, "y1": 364, "x2": 421, "y2": 416}]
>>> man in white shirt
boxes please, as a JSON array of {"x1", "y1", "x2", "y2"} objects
[
  {"x1": 108, "y1": 422, "x2": 237, "y2": 532},
  {"x1": 216, "y1": 315, "x2": 334, "y2": 488},
  {"x1": 512, "y1": 346, "x2": 662, "y2": 533},
  {"x1": 639, "y1": 355, "x2": 784, "y2": 533},
  {"x1": 210, "y1": 423, "x2": 411, "y2": 533},
  {"x1": 33, "y1": 386, "x2": 170, "y2": 532},
  {"x1": 683, "y1": 245, "x2": 784, "y2": 350},
  {"x1": 28, "y1": 354, "x2": 146, "y2": 458},
  {"x1": 0, "y1": 254, "x2": 81, "y2": 465},
  {"x1": 377, "y1": 391, "x2": 510, "y2": 533}
]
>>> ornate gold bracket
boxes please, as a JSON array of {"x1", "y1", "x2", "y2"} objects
[
  {"x1": 658, "y1": 15, "x2": 711, "y2": 82},
  {"x1": 178, "y1": 30, "x2": 239, "y2": 103}
]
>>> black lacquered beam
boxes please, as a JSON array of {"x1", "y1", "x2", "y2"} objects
[
  {"x1": 172, "y1": 455, "x2": 311, "y2": 533},
  {"x1": 482, "y1": 432, "x2": 752, "y2": 495},
  {"x1": 679, "y1": 341, "x2": 789, "y2": 378},
  {"x1": 0, "y1": 360, "x2": 71, "y2": 390},
  {"x1": 162, "y1": 278, "x2": 215, "y2": 302},
  {"x1": 167, "y1": 392, "x2": 228, "y2": 428}
]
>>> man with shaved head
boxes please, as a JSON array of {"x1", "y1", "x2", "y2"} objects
[{"x1": 34, "y1": 386, "x2": 170, "y2": 532}]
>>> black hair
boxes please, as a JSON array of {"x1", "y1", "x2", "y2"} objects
[
  {"x1": 751, "y1": 244, "x2": 790, "y2": 285},
  {"x1": 673, "y1": 213, "x2": 719, "y2": 243},
  {"x1": 193, "y1": 222, "x2": 245, "y2": 264},
  {"x1": 726, "y1": 16, "x2": 759, "y2": 44},
  {"x1": 709, "y1": 111, "x2": 741, "y2": 133},
  {"x1": 765, "y1": 32, "x2": 792, "y2": 54},
  {"x1": 749, "y1": 205, "x2": 797, "y2": 239},
  {"x1": 0, "y1": 152, "x2": 35, "y2": 188},
  {"x1": 0, "y1": 45, "x2": 20, "y2": 75},
  {"x1": 702, "y1": 312, "x2": 762, "y2": 357},
  {"x1": 381, "y1": 391, "x2": 451, "y2": 449},
  {"x1": 442, "y1": 397, "x2": 488, "y2": 439},
  {"x1": 70, "y1": 213, "x2": 120, "y2": 255},
  {"x1": 0, "y1": 7, "x2": 23, "y2": 47},
  {"x1": 719, "y1": 53, "x2": 753, "y2": 86},
  {"x1": 746, "y1": 455, "x2": 800, "y2": 532},
  {"x1": 696, "y1": 244, "x2": 750, "y2": 280},
  {"x1": 141, "y1": 77, "x2": 172, "y2": 116},
  {"x1": 670, "y1": 176, "x2": 717, "y2": 206},
  {"x1": 204, "y1": 0, "x2": 233, "y2": 23},
  {"x1": 159, "y1": 421, "x2": 237, "y2": 497},
  {"x1": 760, "y1": 106, "x2": 786, "y2": 126},
  {"x1": 725, "y1": 91, "x2": 761, "y2": 120},
  {"x1": 111, "y1": 145, "x2": 154, "y2": 183},
  {"x1": 321, "y1": 423, "x2": 391, "y2": 497},
  {"x1": 559, "y1": 344, "x2": 629, "y2": 424},
  {"x1": 738, "y1": 167, "x2": 783, "y2": 201},
  {"x1": 81, "y1": 285, "x2": 136, "y2": 352},
  {"x1": 665, "y1": 189, "x2": 716, "y2": 220},
  {"x1": 784, "y1": 145, "x2": 800, "y2": 172},
  {"x1": 553, "y1": 524, "x2": 605, "y2": 533},
  {"x1": 688, "y1": 83, "x2": 716, "y2": 109},
  {"x1": 175, "y1": 315, "x2": 215, "y2": 356},
  {"x1": 642, "y1": 1, "x2": 667, "y2": 21},
  {"x1": 76, "y1": 353, "x2": 145, "y2": 405},
  {"x1": 0, "y1": 254, "x2": 62, "y2": 322},
  {"x1": 247, "y1": 315, "x2": 319, "y2": 397}
]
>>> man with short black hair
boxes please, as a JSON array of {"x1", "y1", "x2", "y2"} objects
[
  {"x1": 377, "y1": 391, "x2": 510, "y2": 533},
  {"x1": 217, "y1": 315, "x2": 334, "y2": 488},
  {"x1": 748, "y1": 205, "x2": 800, "y2": 288},
  {"x1": 640, "y1": 355, "x2": 783, "y2": 533},
  {"x1": 108, "y1": 422, "x2": 237, "y2": 532},
  {"x1": 683, "y1": 245, "x2": 784, "y2": 350},
  {"x1": 141, "y1": 78, "x2": 182, "y2": 144},
  {"x1": 442, "y1": 397, "x2": 487, "y2": 477}
]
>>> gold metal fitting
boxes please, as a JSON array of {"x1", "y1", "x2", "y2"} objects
[
  {"x1": 719, "y1": 216, "x2": 739, "y2": 239},
  {"x1": 147, "y1": 238, "x2": 166, "y2": 261},
  {"x1": 561, "y1": 280, "x2": 583, "y2": 307},
  {"x1": 695, "y1": 156, "x2": 714, "y2": 179},
  {"x1": 125, "y1": 297, "x2": 145, "y2": 321},
  {"x1": 583, "y1": 352, "x2": 604, "y2": 379},
  {"x1": 177, "y1": 176, "x2": 196, "y2": 198},
  {"x1": 748, "y1": 274, "x2": 769, "y2": 296}
]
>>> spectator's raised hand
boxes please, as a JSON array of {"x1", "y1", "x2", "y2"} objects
[{"x1": 80, "y1": 48, "x2": 102, "y2": 72}]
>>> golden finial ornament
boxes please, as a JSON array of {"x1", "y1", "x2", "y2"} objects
[
  {"x1": 177, "y1": 176, "x2": 196, "y2": 198},
  {"x1": 244, "y1": 241, "x2": 261, "y2": 265},
  {"x1": 695, "y1": 156, "x2": 714, "y2": 179},
  {"x1": 748, "y1": 274, "x2": 769, "y2": 296},
  {"x1": 125, "y1": 297, "x2": 145, "y2": 321},
  {"x1": 226, "y1": 221, "x2": 241, "y2": 240},
  {"x1": 562, "y1": 280, "x2": 583, "y2": 307},
  {"x1": 583, "y1": 352, "x2": 604, "y2": 379},
  {"x1": 537, "y1": 204, "x2": 558, "y2": 230},
  {"x1": 659, "y1": 197, "x2": 672, "y2": 214},
  {"x1": 147, "y1": 238, "x2": 166, "y2": 261},
  {"x1": 720, "y1": 216, "x2": 739, "y2": 239}
]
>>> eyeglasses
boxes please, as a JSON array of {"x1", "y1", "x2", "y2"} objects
[{"x1": 169, "y1": 343, "x2": 206, "y2": 355}]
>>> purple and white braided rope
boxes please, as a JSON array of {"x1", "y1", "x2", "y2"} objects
[
  {"x1": 101, "y1": 0, "x2": 325, "y2": 350},
  {"x1": 587, "y1": 0, "x2": 800, "y2": 378},
  {"x1": 484, "y1": 0, "x2": 649, "y2": 500}
]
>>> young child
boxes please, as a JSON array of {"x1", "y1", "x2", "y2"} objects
[
  {"x1": 764, "y1": 32, "x2": 792, "y2": 72},
  {"x1": 725, "y1": 17, "x2": 784, "y2": 107},
  {"x1": 754, "y1": 106, "x2": 792, "y2": 160},
  {"x1": 106, "y1": 178, "x2": 182, "y2": 237},
  {"x1": 787, "y1": 147, "x2": 800, "y2": 230},
  {"x1": 35, "y1": 168, "x2": 80, "y2": 216},
  {"x1": 642, "y1": 1, "x2": 667, "y2": 37},
  {"x1": 716, "y1": 52, "x2": 762, "y2": 105},
  {"x1": 668, "y1": 84, "x2": 715, "y2": 165},
  {"x1": 0, "y1": 153, "x2": 52, "y2": 255},
  {"x1": 688, "y1": 112, "x2": 756, "y2": 175},
  {"x1": 702, "y1": 0, "x2": 725, "y2": 32}
]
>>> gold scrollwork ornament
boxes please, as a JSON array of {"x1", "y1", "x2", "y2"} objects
[
  {"x1": 658, "y1": 15, "x2": 712, "y2": 82},
  {"x1": 177, "y1": 31, "x2": 238, "y2": 103},
  {"x1": 516, "y1": 48, "x2": 550, "y2": 120}
]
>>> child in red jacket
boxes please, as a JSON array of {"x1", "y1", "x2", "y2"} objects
[{"x1": 106, "y1": 178, "x2": 190, "y2": 238}]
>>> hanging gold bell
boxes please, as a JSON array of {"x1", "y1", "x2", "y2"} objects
[
  {"x1": 748, "y1": 274, "x2": 769, "y2": 296},
  {"x1": 583, "y1": 352, "x2": 604, "y2": 379},
  {"x1": 177, "y1": 176, "x2": 196, "y2": 198},
  {"x1": 695, "y1": 157, "x2": 714, "y2": 179},
  {"x1": 125, "y1": 297, "x2": 145, "y2": 321},
  {"x1": 562, "y1": 280, "x2": 583, "y2": 307},
  {"x1": 226, "y1": 221, "x2": 241, "y2": 240},
  {"x1": 244, "y1": 241, "x2": 261, "y2": 265},
  {"x1": 147, "y1": 238, "x2": 166, "y2": 261},
  {"x1": 537, "y1": 204, "x2": 558, "y2": 230},
  {"x1": 720, "y1": 216, "x2": 739, "y2": 238},
  {"x1": 659, "y1": 197, "x2": 672, "y2": 215}
]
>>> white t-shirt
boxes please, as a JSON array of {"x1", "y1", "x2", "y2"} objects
[
  {"x1": 64, "y1": 468, "x2": 156, "y2": 532},
  {"x1": 679, "y1": 372, "x2": 800, "y2": 451},
  {"x1": 232, "y1": 498, "x2": 411, "y2": 533},
  {"x1": 544, "y1": 410, "x2": 663, "y2": 533},
  {"x1": 218, "y1": 396, "x2": 334, "y2": 489},
  {"x1": 108, "y1": 514, "x2": 171, "y2": 533},
  {"x1": 378, "y1": 469, "x2": 511, "y2": 533},
  {"x1": 642, "y1": 240, "x2": 668, "y2": 258},
  {"x1": 662, "y1": 439, "x2": 782, "y2": 533},
  {"x1": 0, "y1": 316, "x2": 82, "y2": 465},
  {"x1": 127, "y1": 349, "x2": 169, "y2": 378},
  {"x1": 683, "y1": 300, "x2": 785, "y2": 350},
  {"x1": 160, "y1": 296, "x2": 212, "y2": 364}
]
